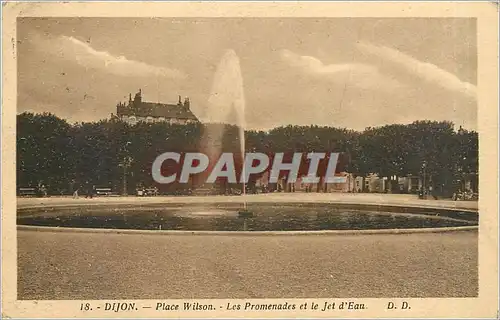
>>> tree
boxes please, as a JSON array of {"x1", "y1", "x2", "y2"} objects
[
  {"x1": 16, "y1": 113, "x2": 478, "y2": 196},
  {"x1": 17, "y1": 112, "x2": 73, "y2": 193}
]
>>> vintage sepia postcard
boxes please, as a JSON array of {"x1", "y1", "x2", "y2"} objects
[{"x1": 1, "y1": 1, "x2": 499, "y2": 319}]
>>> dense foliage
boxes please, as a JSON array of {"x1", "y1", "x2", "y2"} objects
[{"x1": 17, "y1": 112, "x2": 478, "y2": 195}]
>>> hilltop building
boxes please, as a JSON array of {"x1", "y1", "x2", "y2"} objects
[{"x1": 114, "y1": 89, "x2": 199, "y2": 125}]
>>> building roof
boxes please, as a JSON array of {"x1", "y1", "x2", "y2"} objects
[
  {"x1": 118, "y1": 102, "x2": 198, "y2": 120},
  {"x1": 116, "y1": 90, "x2": 199, "y2": 121}
]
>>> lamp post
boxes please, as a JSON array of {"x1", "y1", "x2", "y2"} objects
[
  {"x1": 119, "y1": 141, "x2": 133, "y2": 196},
  {"x1": 422, "y1": 161, "x2": 427, "y2": 199},
  {"x1": 461, "y1": 156, "x2": 467, "y2": 191},
  {"x1": 120, "y1": 156, "x2": 133, "y2": 196}
]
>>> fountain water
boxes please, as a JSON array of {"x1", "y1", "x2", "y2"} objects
[{"x1": 204, "y1": 49, "x2": 248, "y2": 211}]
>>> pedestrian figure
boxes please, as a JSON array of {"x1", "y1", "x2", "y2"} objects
[
  {"x1": 88, "y1": 185, "x2": 95, "y2": 199},
  {"x1": 429, "y1": 185, "x2": 437, "y2": 200},
  {"x1": 84, "y1": 181, "x2": 93, "y2": 199},
  {"x1": 40, "y1": 184, "x2": 47, "y2": 197},
  {"x1": 73, "y1": 188, "x2": 79, "y2": 199},
  {"x1": 418, "y1": 187, "x2": 424, "y2": 199}
]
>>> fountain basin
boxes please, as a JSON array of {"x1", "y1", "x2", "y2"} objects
[{"x1": 17, "y1": 202, "x2": 478, "y2": 232}]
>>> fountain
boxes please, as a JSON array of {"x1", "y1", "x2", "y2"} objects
[
  {"x1": 204, "y1": 49, "x2": 252, "y2": 217},
  {"x1": 16, "y1": 50, "x2": 478, "y2": 234},
  {"x1": 17, "y1": 202, "x2": 478, "y2": 231}
]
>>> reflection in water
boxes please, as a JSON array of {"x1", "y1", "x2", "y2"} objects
[{"x1": 18, "y1": 203, "x2": 478, "y2": 232}]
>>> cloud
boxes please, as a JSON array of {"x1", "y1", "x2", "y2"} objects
[
  {"x1": 280, "y1": 49, "x2": 402, "y2": 92},
  {"x1": 281, "y1": 49, "x2": 375, "y2": 74},
  {"x1": 357, "y1": 42, "x2": 477, "y2": 100},
  {"x1": 33, "y1": 34, "x2": 186, "y2": 79}
]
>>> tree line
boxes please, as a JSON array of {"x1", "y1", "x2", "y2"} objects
[{"x1": 17, "y1": 112, "x2": 478, "y2": 195}]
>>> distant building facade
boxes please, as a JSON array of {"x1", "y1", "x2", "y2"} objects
[
  {"x1": 364, "y1": 173, "x2": 382, "y2": 192},
  {"x1": 263, "y1": 173, "x2": 355, "y2": 193},
  {"x1": 115, "y1": 90, "x2": 199, "y2": 125},
  {"x1": 398, "y1": 175, "x2": 421, "y2": 193}
]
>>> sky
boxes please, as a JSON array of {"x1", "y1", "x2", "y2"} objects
[{"x1": 17, "y1": 18, "x2": 477, "y2": 131}]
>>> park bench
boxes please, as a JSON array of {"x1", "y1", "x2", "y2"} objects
[
  {"x1": 95, "y1": 188, "x2": 112, "y2": 196},
  {"x1": 145, "y1": 188, "x2": 159, "y2": 196},
  {"x1": 18, "y1": 187, "x2": 36, "y2": 197},
  {"x1": 136, "y1": 188, "x2": 159, "y2": 196}
]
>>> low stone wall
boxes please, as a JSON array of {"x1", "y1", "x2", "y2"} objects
[{"x1": 16, "y1": 193, "x2": 479, "y2": 211}]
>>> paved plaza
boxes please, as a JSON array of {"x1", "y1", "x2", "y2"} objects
[
  {"x1": 17, "y1": 192, "x2": 478, "y2": 210},
  {"x1": 17, "y1": 194, "x2": 478, "y2": 299}
]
